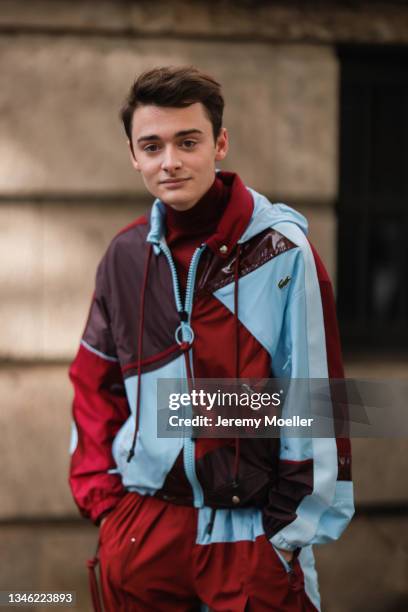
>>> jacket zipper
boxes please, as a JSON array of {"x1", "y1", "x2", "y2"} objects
[{"x1": 158, "y1": 241, "x2": 206, "y2": 508}]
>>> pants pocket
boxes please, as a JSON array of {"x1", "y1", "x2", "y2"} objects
[
  {"x1": 98, "y1": 492, "x2": 143, "y2": 593},
  {"x1": 241, "y1": 536, "x2": 307, "y2": 611},
  {"x1": 99, "y1": 492, "x2": 134, "y2": 544},
  {"x1": 271, "y1": 543, "x2": 293, "y2": 574}
]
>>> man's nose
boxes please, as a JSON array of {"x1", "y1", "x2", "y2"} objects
[{"x1": 161, "y1": 146, "x2": 182, "y2": 172}]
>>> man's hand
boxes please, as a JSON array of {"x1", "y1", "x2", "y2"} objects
[{"x1": 276, "y1": 547, "x2": 294, "y2": 564}]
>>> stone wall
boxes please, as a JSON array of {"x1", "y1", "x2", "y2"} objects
[
  {"x1": 2, "y1": 0, "x2": 408, "y2": 44},
  {"x1": 0, "y1": 2, "x2": 407, "y2": 610}
]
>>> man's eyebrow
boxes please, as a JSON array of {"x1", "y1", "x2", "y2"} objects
[
  {"x1": 174, "y1": 129, "x2": 203, "y2": 137},
  {"x1": 136, "y1": 129, "x2": 204, "y2": 144}
]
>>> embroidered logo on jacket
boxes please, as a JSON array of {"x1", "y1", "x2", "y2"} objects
[{"x1": 278, "y1": 276, "x2": 291, "y2": 289}]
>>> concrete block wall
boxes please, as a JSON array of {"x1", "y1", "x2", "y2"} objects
[{"x1": 1, "y1": 1, "x2": 407, "y2": 610}]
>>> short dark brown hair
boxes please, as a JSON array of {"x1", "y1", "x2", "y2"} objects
[{"x1": 120, "y1": 65, "x2": 224, "y2": 146}]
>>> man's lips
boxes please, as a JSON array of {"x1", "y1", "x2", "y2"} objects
[{"x1": 159, "y1": 178, "x2": 191, "y2": 185}]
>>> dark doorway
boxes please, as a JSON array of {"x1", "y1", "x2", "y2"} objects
[{"x1": 337, "y1": 45, "x2": 408, "y2": 351}]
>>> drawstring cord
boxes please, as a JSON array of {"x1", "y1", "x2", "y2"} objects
[
  {"x1": 87, "y1": 542, "x2": 103, "y2": 612},
  {"x1": 232, "y1": 244, "x2": 242, "y2": 485},
  {"x1": 127, "y1": 243, "x2": 153, "y2": 463},
  {"x1": 126, "y1": 240, "x2": 199, "y2": 463}
]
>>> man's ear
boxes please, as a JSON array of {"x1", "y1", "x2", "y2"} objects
[
  {"x1": 128, "y1": 139, "x2": 140, "y2": 171},
  {"x1": 215, "y1": 127, "x2": 229, "y2": 162}
]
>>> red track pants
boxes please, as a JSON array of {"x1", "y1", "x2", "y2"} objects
[{"x1": 89, "y1": 492, "x2": 318, "y2": 612}]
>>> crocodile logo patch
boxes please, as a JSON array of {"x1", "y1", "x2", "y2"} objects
[{"x1": 278, "y1": 276, "x2": 291, "y2": 289}]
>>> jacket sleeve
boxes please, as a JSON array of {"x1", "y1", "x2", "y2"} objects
[
  {"x1": 68, "y1": 259, "x2": 130, "y2": 524},
  {"x1": 263, "y1": 223, "x2": 354, "y2": 551}
]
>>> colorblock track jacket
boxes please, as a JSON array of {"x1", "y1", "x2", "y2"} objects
[{"x1": 69, "y1": 172, "x2": 354, "y2": 566}]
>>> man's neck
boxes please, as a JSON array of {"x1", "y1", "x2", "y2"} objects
[{"x1": 164, "y1": 175, "x2": 228, "y2": 240}]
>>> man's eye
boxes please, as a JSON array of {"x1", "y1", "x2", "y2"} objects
[
  {"x1": 143, "y1": 144, "x2": 160, "y2": 153},
  {"x1": 181, "y1": 140, "x2": 197, "y2": 149}
]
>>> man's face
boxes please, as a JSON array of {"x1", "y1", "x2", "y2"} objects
[{"x1": 129, "y1": 102, "x2": 228, "y2": 211}]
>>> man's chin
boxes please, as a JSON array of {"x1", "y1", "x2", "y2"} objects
[
  {"x1": 164, "y1": 199, "x2": 197, "y2": 211},
  {"x1": 159, "y1": 190, "x2": 198, "y2": 211}
]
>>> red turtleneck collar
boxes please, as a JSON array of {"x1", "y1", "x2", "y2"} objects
[{"x1": 164, "y1": 175, "x2": 228, "y2": 246}]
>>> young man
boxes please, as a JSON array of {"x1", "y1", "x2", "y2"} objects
[{"x1": 69, "y1": 66, "x2": 354, "y2": 611}]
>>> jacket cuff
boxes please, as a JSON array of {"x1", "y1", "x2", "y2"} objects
[{"x1": 270, "y1": 532, "x2": 299, "y2": 552}]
